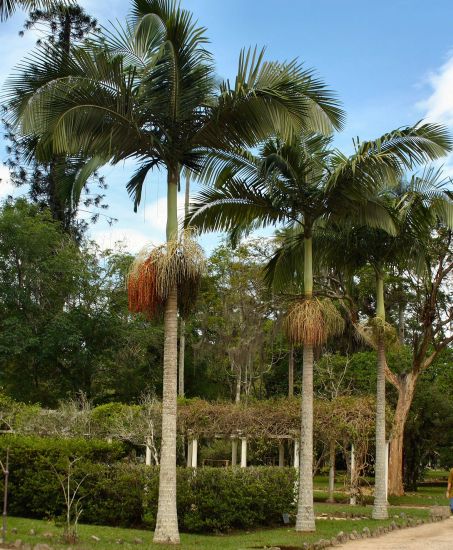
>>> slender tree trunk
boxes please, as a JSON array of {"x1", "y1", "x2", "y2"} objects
[
  {"x1": 178, "y1": 319, "x2": 185, "y2": 397},
  {"x1": 177, "y1": 172, "x2": 190, "y2": 398},
  {"x1": 296, "y1": 344, "x2": 315, "y2": 531},
  {"x1": 153, "y1": 174, "x2": 180, "y2": 545},
  {"x1": 327, "y1": 440, "x2": 335, "y2": 503},
  {"x1": 296, "y1": 235, "x2": 315, "y2": 532},
  {"x1": 398, "y1": 302, "x2": 405, "y2": 345},
  {"x1": 388, "y1": 372, "x2": 418, "y2": 496},
  {"x1": 372, "y1": 271, "x2": 388, "y2": 520},
  {"x1": 235, "y1": 364, "x2": 241, "y2": 403},
  {"x1": 288, "y1": 345, "x2": 294, "y2": 398}
]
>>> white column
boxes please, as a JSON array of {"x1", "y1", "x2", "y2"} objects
[
  {"x1": 145, "y1": 437, "x2": 152, "y2": 466},
  {"x1": 293, "y1": 439, "x2": 300, "y2": 468},
  {"x1": 279, "y1": 441, "x2": 285, "y2": 467},
  {"x1": 187, "y1": 439, "x2": 193, "y2": 467},
  {"x1": 191, "y1": 438, "x2": 198, "y2": 468},
  {"x1": 231, "y1": 439, "x2": 238, "y2": 466},
  {"x1": 385, "y1": 440, "x2": 389, "y2": 502},
  {"x1": 350, "y1": 443, "x2": 356, "y2": 505},
  {"x1": 240, "y1": 437, "x2": 247, "y2": 468}
]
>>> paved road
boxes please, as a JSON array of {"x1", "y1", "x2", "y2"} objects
[{"x1": 336, "y1": 519, "x2": 453, "y2": 550}]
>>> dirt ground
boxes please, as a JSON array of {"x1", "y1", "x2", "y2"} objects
[{"x1": 337, "y1": 519, "x2": 453, "y2": 549}]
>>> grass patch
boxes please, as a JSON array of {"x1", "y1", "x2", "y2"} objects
[{"x1": 2, "y1": 505, "x2": 430, "y2": 550}]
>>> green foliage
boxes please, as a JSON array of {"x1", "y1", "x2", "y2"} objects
[
  {"x1": 0, "y1": 435, "x2": 296, "y2": 532},
  {"x1": 0, "y1": 435, "x2": 125, "y2": 519},
  {"x1": 0, "y1": 200, "x2": 164, "y2": 405}
]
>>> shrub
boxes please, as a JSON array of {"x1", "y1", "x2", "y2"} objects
[
  {"x1": 0, "y1": 435, "x2": 125, "y2": 520},
  {"x1": 145, "y1": 466, "x2": 297, "y2": 532},
  {"x1": 0, "y1": 437, "x2": 297, "y2": 532}
]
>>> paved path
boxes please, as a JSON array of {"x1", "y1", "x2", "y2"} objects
[{"x1": 337, "y1": 519, "x2": 453, "y2": 549}]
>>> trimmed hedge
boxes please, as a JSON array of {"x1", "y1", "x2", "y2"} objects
[
  {"x1": 171, "y1": 467, "x2": 297, "y2": 532},
  {"x1": 0, "y1": 436, "x2": 297, "y2": 531},
  {"x1": 0, "y1": 435, "x2": 126, "y2": 521}
]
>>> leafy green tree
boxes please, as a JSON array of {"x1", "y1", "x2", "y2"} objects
[
  {"x1": 188, "y1": 126, "x2": 450, "y2": 530},
  {"x1": 189, "y1": 241, "x2": 281, "y2": 402},
  {"x1": 0, "y1": 199, "x2": 81, "y2": 403},
  {"x1": 8, "y1": 0, "x2": 343, "y2": 541},
  {"x1": 0, "y1": 199, "x2": 163, "y2": 404}
]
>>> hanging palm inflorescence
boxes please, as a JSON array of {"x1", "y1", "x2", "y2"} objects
[{"x1": 128, "y1": 232, "x2": 206, "y2": 320}]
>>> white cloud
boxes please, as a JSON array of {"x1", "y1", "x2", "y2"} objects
[
  {"x1": 416, "y1": 53, "x2": 453, "y2": 178},
  {"x1": 418, "y1": 54, "x2": 453, "y2": 125},
  {"x1": 91, "y1": 227, "x2": 153, "y2": 253},
  {"x1": 143, "y1": 194, "x2": 186, "y2": 233}
]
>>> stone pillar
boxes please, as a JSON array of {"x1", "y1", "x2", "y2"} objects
[
  {"x1": 240, "y1": 437, "x2": 247, "y2": 468},
  {"x1": 293, "y1": 438, "x2": 300, "y2": 468},
  {"x1": 231, "y1": 439, "x2": 238, "y2": 466},
  {"x1": 278, "y1": 441, "x2": 285, "y2": 467},
  {"x1": 385, "y1": 440, "x2": 389, "y2": 502},
  {"x1": 145, "y1": 437, "x2": 152, "y2": 466},
  {"x1": 191, "y1": 438, "x2": 198, "y2": 469},
  {"x1": 350, "y1": 443, "x2": 356, "y2": 506}
]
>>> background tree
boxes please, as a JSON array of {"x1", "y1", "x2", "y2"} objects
[{"x1": 2, "y1": 1, "x2": 109, "y2": 238}]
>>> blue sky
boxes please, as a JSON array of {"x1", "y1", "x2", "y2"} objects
[{"x1": 1, "y1": 0, "x2": 453, "y2": 252}]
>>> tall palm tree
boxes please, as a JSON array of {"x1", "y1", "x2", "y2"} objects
[
  {"x1": 7, "y1": 0, "x2": 344, "y2": 542},
  {"x1": 313, "y1": 169, "x2": 453, "y2": 517},
  {"x1": 187, "y1": 126, "x2": 451, "y2": 531}
]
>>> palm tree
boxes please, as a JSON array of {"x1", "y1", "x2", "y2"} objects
[
  {"x1": 0, "y1": 0, "x2": 71, "y2": 20},
  {"x1": 7, "y1": 0, "x2": 344, "y2": 542},
  {"x1": 187, "y1": 125, "x2": 451, "y2": 531},
  {"x1": 313, "y1": 169, "x2": 453, "y2": 515}
]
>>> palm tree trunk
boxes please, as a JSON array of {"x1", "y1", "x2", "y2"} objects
[
  {"x1": 153, "y1": 173, "x2": 180, "y2": 544},
  {"x1": 296, "y1": 235, "x2": 315, "y2": 532},
  {"x1": 296, "y1": 343, "x2": 315, "y2": 531},
  {"x1": 178, "y1": 172, "x2": 190, "y2": 398},
  {"x1": 178, "y1": 318, "x2": 185, "y2": 397},
  {"x1": 372, "y1": 271, "x2": 388, "y2": 520},
  {"x1": 288, "y1": 345, "x2": 294, "y2": 398},
  {"x1": 327, "y1": 440, "x2": 335, "y2": 503}
]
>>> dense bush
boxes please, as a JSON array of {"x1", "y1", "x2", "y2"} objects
[
  {"x1": 0, "y1": 436, "x2": 126, "y2": 520},
  {"x1": 171, "y1": 467, "x2": 297, "y2": 532},
  {"x1": 0, "y1": 437, "x2": 297, "y2": 532}
]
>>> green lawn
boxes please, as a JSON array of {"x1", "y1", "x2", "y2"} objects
[
  {"x1": 3, "y1": 505, "x2": 430, "y2": 550},
  {"x1": 313, "y1": 472, "x2": 449, "y2": 507}
]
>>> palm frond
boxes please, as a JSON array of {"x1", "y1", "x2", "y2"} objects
[{"x1": 0, "y1": 0, "x2": 73, "y2": 21}]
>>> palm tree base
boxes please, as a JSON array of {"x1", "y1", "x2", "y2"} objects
[
  {"x1": 153, "y1": 530, "x2": 180, "y2": 545},
  {"x1": 295, "y1": 506, "x2": 316, "y2": 532},
  {"x1": 371, "y1": 504, "x2": 388, "y2": 520}
]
